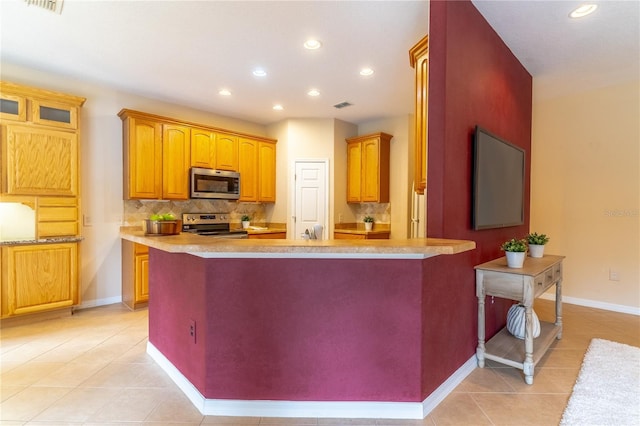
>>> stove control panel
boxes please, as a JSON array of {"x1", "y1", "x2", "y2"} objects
[{"x1": 182, "y1": 213, "x2": 230, "y2": 225}]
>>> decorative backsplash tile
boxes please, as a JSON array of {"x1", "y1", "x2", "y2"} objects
[
  {"x1": 123, "y1": 200, "x2": 266, "y2": 226},
  {"x1": 354, "y1": 203, "x2": 391, "y2": 224}
]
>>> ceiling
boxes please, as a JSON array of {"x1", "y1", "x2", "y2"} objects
[{"x1": 1, "y1": 1, "x2": 638, "y2": 126}]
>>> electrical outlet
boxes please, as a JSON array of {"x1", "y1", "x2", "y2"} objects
[
  {"x1": 189, "y1": 319, "x2": 196, "y2": 344},
  {"x1": 609, "y1": 269, "x2": 620, "y2": 281},
  {"x1": 338, "y1": 213, "x2": 343, "y2": 223},
  {"x1": 83, "y1": 214, "x2": 92, "y2": 227}
]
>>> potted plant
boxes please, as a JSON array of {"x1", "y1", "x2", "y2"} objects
[
  {"x1": 363, "y1": 216, "x2": 374, "y2": 231},
  {"x1": 241, "y1": 215, "x2": 251, "y2": 229},
  {"x1": 500, "y1": 238, "x2": 527, "y2": 268},
  {"x1": 526, "y1": 232, "x2": 549, "y2": 258}
]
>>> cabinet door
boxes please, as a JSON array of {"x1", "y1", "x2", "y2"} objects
[
  {"x1": 3, "y1": 125, "x2": 78, "y2": 196},
  {"x1": 215, "y1": 133, "x2": 239, "y2": 171},
  {"x1": 2, "y1": 243, "x2": 78, "y2": 317},
  {"x1": 238, "y1": 138, "x2": 258, "y2": 201},
  {"x1": 135, "y1": 253, "x2": 149, "y2": 304},
  {"x1": 410, "y1": 36, "x2": 429, "y2": 195},
  {"x1": 0, "y1": 93, "x2": 26, "y2": 122},
  {"x1": 31, "y1": 99, "x2": 78, "y2": 130},
  {"x1": 258, "y1": 141, "x2": 276, "y2": 202},
  {"x1": 162, "y1": 124, "x2": 190, "y2": 200},
  {"x1": 361, "y1": 138, "x2": 381, "y2": 202},
  {"x1": 346, "y1": 142, "x2": 362, "y2": 202},
  {"x1": 124, "y1": 117, "x2": 162, "y2": 199},
  {"x1": 191, "y1": 128, "x2": 216, "y2": 169}
]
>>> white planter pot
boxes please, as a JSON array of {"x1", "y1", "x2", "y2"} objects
[
  {"x1": 242, "y1": 221, "x2": 250, "y2": 229},
  {"x1": 505, "y1": 251, "x2": 526, "y2": 268},
  {"x1": 528, "y1": 244, "x2": 545, "y2": 258},
  {"x1": 506, "y1": 303, "x2": 541, "y2": 339},
  {"x1": 364, "y1": 222, "x2": 373, "y2": 231}
]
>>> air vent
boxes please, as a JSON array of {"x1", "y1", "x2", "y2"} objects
[
  {"x1": 24, "y1": 0, "x2": 64, "y2": 14},
  {"x1": 333, "y1": 101, "x2": 353, "y2": 109}
]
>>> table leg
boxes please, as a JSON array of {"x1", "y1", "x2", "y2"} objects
[
  {"x1": 524, "y1": 304, "x2": 534, "y2": 384},
  {"x1": 477, "y1": 294, "x2": 486, "y2": 368},
  {"x1": 556, "y1": 279, "x2": 563, "y2": 339}
]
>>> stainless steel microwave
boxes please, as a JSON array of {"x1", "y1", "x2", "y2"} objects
[{"x1": 190, "y1": 167, "x2": 240, "y2": 200}]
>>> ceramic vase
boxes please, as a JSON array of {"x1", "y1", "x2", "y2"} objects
[
  {"x1": 506, "y1": 303, "x2": 541, "y2": 339},
  {"x1": 529, "y1": 244, "x2": 545, "y2": 258},
  {"x1": 505, "y1": 251, "x2": 526, "y2": 268},
  {"x1": 242, "y1": 221, "x2": 250, "y2": 229},
  {"x1": 365, "y1": 222, "x2": 373, "y2": 231}
]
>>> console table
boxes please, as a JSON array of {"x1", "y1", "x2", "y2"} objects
[{"x1": 475, "y1": 255, "x2": 564, "y2": 384}]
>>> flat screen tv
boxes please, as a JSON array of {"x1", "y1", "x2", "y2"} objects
[{"x1": 472, "y1": 126, "x2": 525, "y2": 230}]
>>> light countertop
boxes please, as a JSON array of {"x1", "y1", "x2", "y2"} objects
[{"x1": 120, "y1": 228, "x2": 475, "y2": 259}]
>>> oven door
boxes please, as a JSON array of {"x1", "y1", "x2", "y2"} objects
[{"x1": 191, "y1": 167, "x2": 240, "y2": 199}]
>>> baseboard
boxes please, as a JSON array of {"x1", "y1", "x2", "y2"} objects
[
  {"x1": 540, "y1": 293, "x2": 640, "y2": 316},
  {"x1": 147, "y1": 342, "x2": 476, "y2": 419},
  {"x1": 75, "y1": 296, "x2": 122, "y2": 310}
]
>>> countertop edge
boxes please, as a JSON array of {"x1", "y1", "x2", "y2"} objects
[{"x1": 120, "y1": 230, "x2": 475, "y2": 259}]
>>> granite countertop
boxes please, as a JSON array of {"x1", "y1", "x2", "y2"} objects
[
  {"x1": 0, "y1": 236, "x2": 84, "y2": 246},
  {"x1": 120, "y1": 228, "x2": 475, "y2": 259}
]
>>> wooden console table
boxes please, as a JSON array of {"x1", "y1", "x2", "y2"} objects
[{"x1": 475, "y1": 255, "x2": 564, "y2": 384}]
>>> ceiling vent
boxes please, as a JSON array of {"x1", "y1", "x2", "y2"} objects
[
  {"x1": 333, "y1": 101, "x2": 353, "y2": 109},
  {"x1": 24, "y1": 0, "x2": 64, "y2": 14}
]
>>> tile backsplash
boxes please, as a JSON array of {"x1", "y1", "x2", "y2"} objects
[
  {"x1": 352, "y1": 203, "x2": 391, "y2": 224},
  {"x1": 123, "y1": 200, "x2": 266, "y2": 226}
]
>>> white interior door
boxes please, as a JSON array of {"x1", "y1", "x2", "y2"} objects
[{"x1": 293, "y1": 160, "x2": 328, "y2": 240}]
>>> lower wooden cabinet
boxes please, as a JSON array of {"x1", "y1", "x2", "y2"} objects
[
  {"x1": 333, "y1": 231, "x2": 390, "y2": 240},
  {"x1": 1, "y1": 243, "x2": 79, "y2": 318},
  {"x1": 248, "y1": 232, "x2": 286, "y2": 239},
  {"x1": 122, "y1": 240, "x2": 149, "y2": 310}
]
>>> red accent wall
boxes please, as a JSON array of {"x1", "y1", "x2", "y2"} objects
[{"x1": 421, "y1": 0, "x2": 532, "y2": 399}]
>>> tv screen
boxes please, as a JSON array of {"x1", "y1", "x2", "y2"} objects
[{"x1": 472, "y1": 126, "x2": 525, "y2": 230}]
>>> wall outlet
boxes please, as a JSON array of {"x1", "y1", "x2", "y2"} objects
[
  {"x1": 189, "y1": 319, "x2": 196, "y2": 344},
  {"x1": 338, "y1": 213, "x2": 343, "y2": 223},
  {"x1": 83, "y1": 214, "x2": 92, "y2": 227},
  {"x1": 609, "y1": 269, "x2": 620, "y2": 282}
]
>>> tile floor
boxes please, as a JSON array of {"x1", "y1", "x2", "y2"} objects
[{"x1": 1, "y1": 299, "x2": 638, "y2": 425}]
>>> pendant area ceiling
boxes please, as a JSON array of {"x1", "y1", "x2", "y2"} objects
[{"x1": 1, "y1": 1, "x2": 638, "y2": 125}]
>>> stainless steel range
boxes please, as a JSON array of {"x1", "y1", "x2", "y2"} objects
[{"x1": 181, "y1": 213, "x2": 248, "y2": 239}]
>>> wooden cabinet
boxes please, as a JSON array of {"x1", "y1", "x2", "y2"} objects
[
  {"x1": 410, "y1": 35, "x2": 429, "y2": 195},
  {"x1": 247, "y1": 231, "x2": 286, "y2": 239},
  {"x1": 1, "y1": 243, "x2": 78, "y2": 318},
  {"x1": 215, "y1": 132, "x2": 239, "y2": 171},
  {"x1": 346, "y1": 132, "x2": 392, "y2": 203},
  {"x1": 37, "y1": 197, "x2": 79, "y2": 238},
  {"x1": 121, "y1": 240, "x2": 149, "y2": 310},
  {"x1": 162, "y1": 124, "x2": 190, "y2": 200},
  {"x1": 191, "y1": 128, "x2": 216, "y2": 169},
  {"x1": 120, "y1": 111, "x2": 189, "y2": 200},
  {"x1": 0, "y1": 92, "x2": 26, "y2": 122},
  {"x1": 475, "y1": 255, "x2": 564, "y2": 384},
  {"x1": 239, "y1": 138, "x2": 277, "y2": 203},
  {"x1": 333, "y1": 230, "x2": 390, "y2": 240},
  {"x1": 2, "y1": 125, "x2": 78, "y2": 196}
]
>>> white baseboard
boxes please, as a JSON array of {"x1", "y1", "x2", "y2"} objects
[
  {"x1": 539, "y1": 293, "x2": 640, "y2": 316},
  {"x1": 75, "y1": 296, "x2": 122, "y2": 310},
  {"x1": 146, "y1": 342, "x2": 477, "y2": 419}
]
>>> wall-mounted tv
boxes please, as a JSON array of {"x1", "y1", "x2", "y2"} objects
[{"x1": 472, "y1": 126, "x2": 525, "y2": 230}]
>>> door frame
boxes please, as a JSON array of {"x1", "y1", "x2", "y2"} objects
[{"x1": 291, "y1": 159, "x2": 330, "y2": 240}]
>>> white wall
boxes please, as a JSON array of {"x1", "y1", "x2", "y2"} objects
[
  {"x1": 2, "y1": 63, "x2": 268, "y2": 308},
  {"x1": 531, "y1": 79, "x2": 640, "y2": 313}
]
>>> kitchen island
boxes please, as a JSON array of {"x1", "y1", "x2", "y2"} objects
[{"x1": 120, "y1": 229, "x2": 475, "y2": 419}]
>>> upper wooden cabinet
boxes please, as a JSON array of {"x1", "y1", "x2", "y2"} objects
[
  {"x1": 410, "y1": 35, "x2": 428, "y2": 195},
  {"x1": 191, "y1": 128, "x2": 216, "y2": 169},
  {"x1": 238, "y1": 138, "x2": 277, "y2": 203},
  {"x1": 0, "y1": 82, "x2": 85, "y2": 200},
  {"x1": 162, "y1": 124, "x2": 191, "y2": 200},
  {"x1": 120, "y1": 111, "x2": 190, "y2": 200},
  {"x1": 215, "y1": 132, "x2": 239, "y2": 171},
  {"x1": 346, "y1": 132, "x2": 392, "y2": 203}
]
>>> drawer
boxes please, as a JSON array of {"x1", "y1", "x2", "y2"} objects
[
  {"x1": 38, "y1": 206, "x2": 78, "y2": 222},
  {"x1": 38, "y1": 221, "x2": 78, "y2": 237},
  {"x1": 533, "y1": 267, "x2": 555, "y2": 298},
  {"x1": 134, "y1": 243, "x2": 149, "y2": 255}
]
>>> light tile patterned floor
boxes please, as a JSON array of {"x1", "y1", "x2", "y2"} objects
[{"x1": 1, "y1": 300, "x2": 638, "y2": 425}]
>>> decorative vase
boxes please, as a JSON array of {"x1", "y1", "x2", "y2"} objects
[
  {"x1": 242, "y1": 221, "x2": 250, "y2": 229},
  {"x1": 505, "y1": 251, "x2": 526, "y2": 268},
  {"x1": 365, "y1": 222, "x2": 373, "y2": 231},
  {"x1": 506, "y1": 303, "x2": 541, "y2": 339},
  {"x1": 529, "y1": 244, "x2": 545, "y2": 258}
]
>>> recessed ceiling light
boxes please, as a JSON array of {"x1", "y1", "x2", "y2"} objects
[
  {"x1": 253, "y1": 68, "x2": 267, "y2": 77},
  {"x1": 569, "y1": 4, "x2": 598, "y2": 18},
  {"x1": 307, "y1": 89, "x2": 320, "y2": 97},
  {"x1": 273, "y1": 104, "x2": 284, "y2": 111},
  {"x1": 304, "y1": 39, "x2": 322, "y2": 50},
  {"x1": 218, "y1": 89, "x2": 231, "y2": 96},
  {"x1": 359, "y1": 68, "x2": 374, "y2": 76}
]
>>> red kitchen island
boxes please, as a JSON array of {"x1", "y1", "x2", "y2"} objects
[{"x1": 120, "y1": 230, "x2": 475, "y2": 419}]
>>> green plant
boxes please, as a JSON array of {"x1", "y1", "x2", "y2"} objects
[
  {"x1": 241, "y1": 215, "x2": 251, "y2": 222},
  {"x1": 526, "y1": 232, "x2": 549, "y2": 245},
  {"x1": 363, "y1": 216, "x2": 374, "y2": 223},
  {"x1": 500, "y1": 238, "x2": 527, "y2": 252}
]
